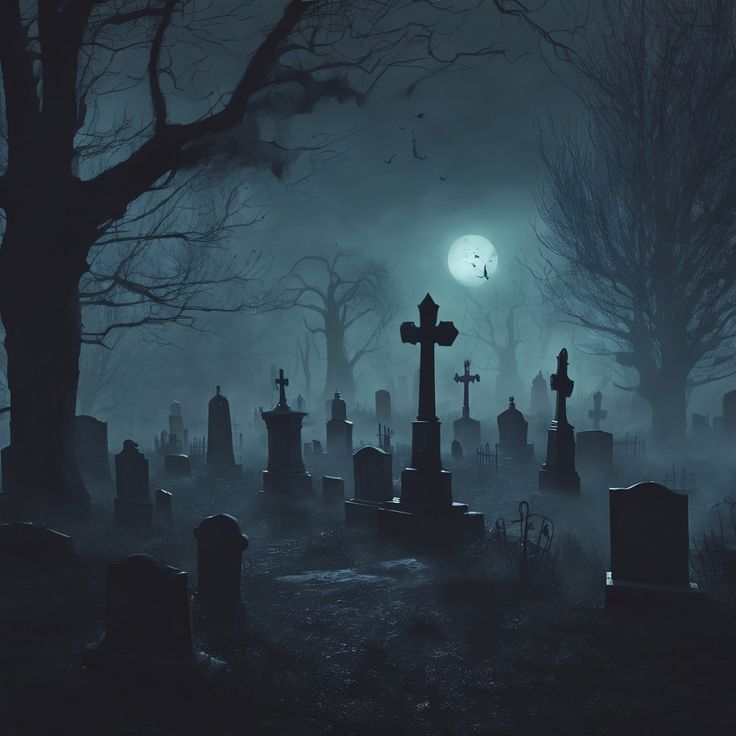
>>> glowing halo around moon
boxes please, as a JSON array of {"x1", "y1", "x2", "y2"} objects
[{"x1": 447, "y1": 235, "x2": 498, "y2": 287}]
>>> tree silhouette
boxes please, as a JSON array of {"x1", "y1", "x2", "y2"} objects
[{"x1": 537, "y1": 0, "x2": 736, "y2": 451}]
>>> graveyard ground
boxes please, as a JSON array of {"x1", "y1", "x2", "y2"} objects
[{"x1": 2, "y1": 462, "x2": 736, "y2": 736}]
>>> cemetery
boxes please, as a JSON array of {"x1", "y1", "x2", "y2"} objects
[{"x1": 1, "y1": 2, "x2": 736, "y2": 735}]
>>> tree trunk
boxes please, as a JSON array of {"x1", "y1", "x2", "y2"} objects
[
  {"x1": 323, "y1": 325, "x2": 355, "y2": 405},
  {"x1": 643, "y1": 369, "x2": 688, "y2": 457},
  {"x1": 0, "y1": 228, "x2": 90, "y2": 512}
]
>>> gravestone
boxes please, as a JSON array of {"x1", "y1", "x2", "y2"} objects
[
  {"x1": 164, "y1": 453, "x2": 191, "y2": 477},
  {"x1": 605, "y1": 482, "x2": 701, "y2": 608},
  {"x1": 296, "y1": 394, "x2": 306, "y2": 413},
  {"x1": 74, "y1": 415, "x2": 111, "y2": 483},
  {"x1": 261, "y1": 369, "x2": 313, "y2": 495},
  {"x1": 453, "y1": 359, "x2": 481, "y2": 452},
  {"x1": 169, "y1": 401, "x2": 188, "y2": 451},
  {"x1": 375, "y1": 390, "x2": 392, "y2": 426},
  {"x1": 194, "y1": 514, "x2": 249, "y2": 610},
  {"x1": 496, "y1": 397, "x2": 534, "y2": 463},
  {"x1": 345, "y1": 446, "x2": 395, "y2": 526},
  {"x1": 84, "y1": 554, "x2": 225, "y2": 679},
  {"x1": 322, "y1": 476, "x2": 345, "y2": 506},
  {"x1": 530, "y1": 370, "x2": 551, "y2": 419},
  {"x1": 326, "y1": 391, "x2": 353, "y2": 461},
  {"x1": 376, "y1": 295, "x2": 484, "y2": 540},
  {"x1": 588, "y1": 391, "x2": 608, "y2": 430},
  {"x1": 451, "y1": 440, "x2": 464, "y2": 461},
  {"x1": 576, "y1": 430, "x2": 614, "y2": 473},
  {"x1": 114, "y1": 440, "x2": 153, "y2": 528},
  {"x1": 538, "y1": 349, "x2": 581, "y2": 494},
  {"x1": 0, "y1": 522, "x2": 75, "y2": 566},
  {"x1": 206, "y1": 386, "x2": 235, "y2": 466},
  {"x1": 155, "y1": 489, "x2": 173, "y2": 523}
]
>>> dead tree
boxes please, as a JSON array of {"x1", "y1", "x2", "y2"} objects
[
  {"x1": 282, "y1": 252, "x2": 396, "y2": 403},
  {"x1": 536, "y1": 0, "x2": 736, "y2": 453},
  {"x1": 0, "y1": 0, "x2": 575, "y2": 509}
]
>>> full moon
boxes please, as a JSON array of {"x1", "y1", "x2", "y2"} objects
[{"x1": 447, "y1": 235, "x2": 498, "y2": 287}]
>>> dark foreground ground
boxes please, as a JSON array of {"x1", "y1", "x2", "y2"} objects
[{"x1": 1, "y1": 459, "x2": 736, "y2": 736}]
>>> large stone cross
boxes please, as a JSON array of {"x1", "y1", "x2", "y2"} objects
[
  {"x1": 550, "y1": 348, "x2": 574, "y2": 426},
  {"x1": 588, "y1": 390, "x2": 607, "y2": 429},
  {"x1": 275, "y1": 369, "x2": 289, "y2": 409},
  {"x1": 454, "y1": 359, "x2": 480, "y2": 419},
  {"x1": 401, "y1": 294, "x2": 458, "y2": 421}
]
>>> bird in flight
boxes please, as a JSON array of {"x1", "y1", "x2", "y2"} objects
[{"x1": 384, "y1": 154, "x2": 397, "y2": 164}]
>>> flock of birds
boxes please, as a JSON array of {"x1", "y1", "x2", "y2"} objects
[{"x1": 383, "y1": 112, "x2": 447, "y2": 181}]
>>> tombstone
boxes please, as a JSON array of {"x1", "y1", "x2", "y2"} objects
[
  {"x1": 375, "y1": 295, "x2": 484, "y2": 540},
  {"x1": 723, "y1": 389, "x2": 736, "y2": 436},
  {"x1": 326, "y1": 391, "x2": 353, "y2": 460},
  {"x1": 194, "y1": 514, "x2": 249, "y2": 610},
  {"x1": 453, "y1": 359, "x2": 481, "y2": 452},
  {"x1": 322, "y1": 476, "x2": 345, "y2": 506},
  {"x1": 155, "y1": 489, "x2": 173, "y2": 523},
  {"x1": 344, "y1": 446, "x2": 395, "y2": 526},
  {"x1": 261, "y1": 369, "x2": 313, "y2": 495},
  {"x1": 375, "y1": 390, "x2": 392, "y2": 426},
  {"x1": 296, "y1": 394, "x2": 306, "y2": 413},
  {"x1": 530, "y1": 370, "x2": 551, "y2": 418},
  {"x1": 206, "y1": 386, "x2": 236, "y2": 466},
  {"x1": 164, "y1": 453, "x2": 191, "y2": 477},
  {"x1": 576, "y1": 430, "x2": 614, "y2": 473},
  {"x1": 0, "y1": 522, "x2": 75, "y2": 566},
  {"x1": 74, "y1": 415, "x2": 111, "y2": 483},
  {"x1": 588, "y1": 391, "x2": 608, "y2": 430},
  {"x1": 451, "y1": 440, "x2": 464, "y2": 461},
  {"x1": 538, "y1": 349, "x2": 581, "y2": 494},
  {"x1": 84, "y1": 554, "x2": 225, "y2": 679},
  {"x1": 605, "y1": 482, "x2": 702, "y2": 608},
  {"x1": 496, "y1": 397, "x2": 534, "y2": 463},
  {"x1": 114, "y1": 440, "x2": 153, "y2": 528},
  {"x1": 168, "y1": 401, "x2": 188, "y2": 451}
]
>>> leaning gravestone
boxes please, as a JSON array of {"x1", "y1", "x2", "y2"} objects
[
  {"x1": 155, "y1": 488, "x2": 173, "y2": 523},
  {"x1": 605, "y1": 482, "x2": 702, "y2": 608},
  {"x1": 84, "y1": 554, "x2": 225, "y2": 680},
  {"x1": 74, "y1": 415, "x2": 111, "y2": 483},
  {"x1": 114, "y1": 440, "x2": 153, "y2": 528},
  {"x1": 345, "y1": 446, "x2": 394, "y2": 526},
  {"x1": 194, "y1": 514, "x2": 249, "y2": 610}
]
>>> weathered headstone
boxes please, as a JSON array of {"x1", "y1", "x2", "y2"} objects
[
  {"x1": 375, "y1": 390, "x2": 392, "y2": 426},
  {"x1": 155, "y1": 488, "x2": 173, "y2": 523},
  {"x1": 605, "y1": 482, "x2": 701, "y2": 608},
  {"x1": 164, "y1": 453, "x2": 191, "y2": 477},
  {"x1": 496, "y1": 397, "x2": 534, "y2": 463},
  {"x1": 344, "y1": 446, "x2": 395, "y2": 526},
  {"x1": 576, "y1": 430, "x2": 614, "y2": 473},
  {"x1": 326, "y1": 391, "x2": 353, "y2": 460},
  {"x1": 114, "y1": 440, "x2": 153, "y2": 528},
  {"x1": 322, "y1": 475, "x2": 345, "y2": 506},
  {"x1": 538, "y1": 349, "x2": 581, "y2": 494},
  {"x1": 84, "y1": 554, "x2": 224, "y2": 679},
  {"x1": 453, "y1": 359, "x2": 481, "y2": 452},
  {"x1": 194, "y1": 514, "x2": 249, "y2": 609},
  {"x1": 261, "y1": 369, "x2": 313, "y2": 495},
  {"x1": 588, "y1": 391, "x2": 608, "y2": 430},
  {"x1": 206, "y1": 386, "x2": 235, "y2": 466},
  {"x1": 377, "y1": 295, "x2": 484, "y2": 539},
  {"x1": 74, "y1": 415, "x2": 111, "y2": 483}
]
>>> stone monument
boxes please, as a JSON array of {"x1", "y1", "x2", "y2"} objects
[
  {"x1": 496, "y1": 397, "x2": 534, "y2": 463},
  {"x1": 325, "y1": 391, "x2": 353, "y2": 461},
  {"x1": 206, "y1": 386, "x2": 235, "y2": 466},
  {"x1": 453, "y1": 359, "x2": 481, "y2": 452}
]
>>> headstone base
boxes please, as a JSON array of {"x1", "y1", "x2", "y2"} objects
[
  {"x1": 604, "y1": 572, "x2": 703, "y2": 610},
  {"x1": 400, "y1": 467, "x2": 452, "y2": 506},
  {"x1": 261, "y1": 469, "x2": 313, "y2": 496},
  {"x1": 83, "y1": 642, "x2": 226, "y2": 685},
  {"x1": 377, "y1": 500, "x2": 485, "y2": 541},
  {"x1": 114, "y1": 498, "x2": 154, "y2": 528},
  {"x1": 538, "y1": 466, "x2": 581, "y2": 494}
]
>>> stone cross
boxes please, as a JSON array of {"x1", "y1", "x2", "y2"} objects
[
  {"x1": 588, "y1": 390, "x2": 607, "y2": 430},
  {"x1": 400, "y1": 294, "x2": 458, "y2": 421},
  {"x1": 454, "y1": 359, "x2": 480, "y2": 419},
  {"x1": 275, "y1": 369, "x2": 289, "y2": 409},
  {"x1": 550, "y1": 348, "x2": 574, "y2": 426}
]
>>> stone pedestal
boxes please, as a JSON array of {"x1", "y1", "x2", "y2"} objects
[
  {"x1": 604, "y1": 572, "x2": 702, "y2": 610},
  {"x1": 261, "y1": 407, "x2": 313, "y2": 496},
  {"x1": 453, "y1": 416, "x2": 481, "y2": 454},
  {"x1": 538, "y1": 421, "x2": 580, "y2": 493}
]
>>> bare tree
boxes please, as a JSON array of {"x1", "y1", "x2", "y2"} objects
[
  {"x1": 281, "y1": 252, "x2": 396, "y2": 403},
  {"x1": 536, "y1": 0, "x2": 736, "y2": 452},
  {"x1": 296, "y1": 330, "x2": 314, "y2": 403},
  {"x1": 0, "y1": 0, "x2": 575, "y2": 510}
]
